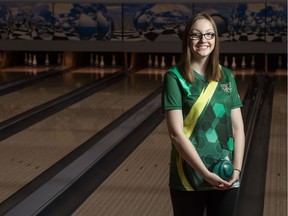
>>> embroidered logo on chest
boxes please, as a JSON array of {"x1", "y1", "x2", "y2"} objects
[{"x1": 220, "y1": 82, "x2": 232, "y2": 92}]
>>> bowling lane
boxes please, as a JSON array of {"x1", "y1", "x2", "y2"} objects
[
  {"x1": 0, "y1": 66, "x2": 120, "y2": 123},
  {"x1": 263, "y1": 73, "x2": 287, "y2": 216},
  {"x1": 0, "y1": 67, "x2": 164, "y2": 203},
  {"x1": 0, "y1": 66, "x2": 53, "y2": 84},
  {"x1": 72, "y1": 75, "x2": 251, "y2": 216},
  {"x1": 73, "y1": 121, "x2": 172, "y2": 216},
  {"x1": 229, "y1": 69, "x2": 253, "y2": 102}
]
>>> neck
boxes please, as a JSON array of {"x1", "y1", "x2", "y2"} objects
[{"x1": 191, "y1": 57, "x2": 209, "y2": 76}]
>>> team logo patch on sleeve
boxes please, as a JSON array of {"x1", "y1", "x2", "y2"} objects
[{"x1": 220, "y1": 82, "x2": 232, "y2": 92}]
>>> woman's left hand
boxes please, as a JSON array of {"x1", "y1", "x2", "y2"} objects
[
  {"x1": 227, "y1": 169, "x2": 241, "y2": 187},
  {"x1": 214, "y1": 170, "x2": 240, "y2": 190}
]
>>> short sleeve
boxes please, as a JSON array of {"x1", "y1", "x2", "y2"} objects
[
  {"x1": 226, "y1": 69, "x2": 242, "y2": 109},
  {"x1": 162, "y1": 71, "x2": 183, "y2": 110}
]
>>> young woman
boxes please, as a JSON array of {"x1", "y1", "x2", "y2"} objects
[{"x1": 162, "y1": 13, "x2": 245, "y2": 216}]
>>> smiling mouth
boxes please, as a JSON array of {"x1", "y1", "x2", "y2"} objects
[{"x1": 197, "y1": 45, "x2": 209, "y2": 50}]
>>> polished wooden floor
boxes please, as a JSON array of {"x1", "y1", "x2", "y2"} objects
[
  {"x1": 263, "y1": 74, "x2": 287, "y2": 216},
  {"x1": 72, "y1": 120, "x2": 172, "y2": 216},
  {"x1": 0, "y1": 67, "x2": 286, "y2": 216},
  {"x1": 72, "y1": 69, "x2": 254, "y2": 216},
  {"x1": 0, "y1": 66, "x2": 119, "y2": 122},
  {"x1": 73, "y1": 70, "x2": 287, "y2": 216},
  {"x1": 0, "y1": 67, "x2": 162, "y2": 203}
]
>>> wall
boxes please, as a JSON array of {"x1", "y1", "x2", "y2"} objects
[{"x1": 0, "y1": 0, "x2": 286, "y2": 53}]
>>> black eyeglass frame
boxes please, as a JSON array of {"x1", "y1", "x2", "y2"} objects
[{"x1": 189, "y1": 32, "x2": 216, "y2": 40}]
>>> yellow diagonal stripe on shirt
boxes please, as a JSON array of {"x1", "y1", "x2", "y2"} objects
[
  {"x1": 177, "y1": 81, "x2": 218, "y2": 191},
  {"x1": 184, "y1": 81, "x2": 218, "y2": 138}
]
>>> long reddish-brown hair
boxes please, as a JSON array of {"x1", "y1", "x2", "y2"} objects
[{"x1": 177, "y1": 13, "x2": 222, "y2": 83}]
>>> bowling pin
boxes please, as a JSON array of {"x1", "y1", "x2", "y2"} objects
[
  {"x1": 28, "y1": 54, "x2": 32, "y2": 66},
  {"x1": 154, "y1": 55, "x2": 159, "y2": 68},
  {"x1": 112, "y1": 55, "x2": 116, "y2": 67},
  {"x1": 148, "y1": 54, "x2": 152, "y2": 67},
  {"x1": 90, "y1": 53, "x2": 94, "y2": 66},
  {"x1": 24, "y1": 53, "x2": 28, "y2": 65},
  {"x1": 95, "y1": 54, "x2": 99, "y2": 67},
  {"x1": 161, "y1": 71, "x2": 165, "y2": 81},
  {"x1": 172, "y1": 55, "x2": 176, "y2": 67},
  {"x1": 45, "y1": 54, "x2": 49, "y2": 66},
  {"x1": 241, "y1": 56, "x2": 246, "y2": 69},
  {"x1": 231, "y1": 57, "x2": 236, "y2": 70},
  {"x1": 32, "y1": 54, "x2": 37, "y2": 67},
  {"x1": 251, "y1": 55, "x2": 255, "y2": 68},
  {"x1": 100, "y1": 70, "x2": 104, "y2": 78},
  {"x1": 154, "y1": 68, "x2": 158, "y2": 80},
  {"x1": 223, "y1": 56, "x2": 228, "y2": 67},
  {"x1": 277, "y1": 55, "x2": 282, "y2": 68},
  {"x1": 100, "y1": 55, "x2": 105, "y2": 68},
  {"x1": 161, "y1": 56, "x2": 166, "y2": 68},
  {"x1": 57, "y1": 53, "x2": 62, "y2": 65}
]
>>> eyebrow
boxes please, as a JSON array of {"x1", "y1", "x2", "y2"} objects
[{"x1": 190, "y1": 29, "x2": 214, "y2": 33}]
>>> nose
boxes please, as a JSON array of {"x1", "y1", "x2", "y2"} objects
[{"x1": 199, "y1": 35, "x2": 207, "y2": 42}]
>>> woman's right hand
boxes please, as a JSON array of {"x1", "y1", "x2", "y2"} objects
[{"x1": 204, "y1": 172, "x2": 231, "y2": 190}]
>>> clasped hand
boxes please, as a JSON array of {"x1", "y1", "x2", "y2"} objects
[{"x1": 205, "y1": 170, "x2": 240, "y2": 190}]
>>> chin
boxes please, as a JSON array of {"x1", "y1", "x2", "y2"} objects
[{"x1": 197, "y1": 52, "x2": 211, "y2": 58}]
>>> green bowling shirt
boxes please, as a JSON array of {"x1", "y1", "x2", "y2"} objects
[{"x1": 162, "y1": 66, "x2": 242, "y2": 191}]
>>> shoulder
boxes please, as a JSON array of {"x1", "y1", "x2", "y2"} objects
[
  {"x1": 164, "y1": 70, "x2": 177, "y2": 82},
  {"x1": 221, "y1": 65, "x2": 232, "y2": 75},
  {"x1": 163, "y1": 69, "x2": 179, "y2": 88},
  {"x1": 166, "y1": 66, "x2": 180, "y2": 76},
  {"x1": 164, "y1": 67, "x2": 181, "y2": 81},
  {"x1": 220, "y1": 65, "x2": 235, "y2": 80}
]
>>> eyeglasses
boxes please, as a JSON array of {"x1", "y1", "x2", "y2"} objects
[{"x1": 189, "y1": 32, "x2": 215, "y2": 40}]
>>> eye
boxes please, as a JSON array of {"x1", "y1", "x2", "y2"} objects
[
  {"x1": 189, "y1": 33, "x2": 201, "y2": 39},
  {"x1": 205, "y1": 32, "x2": 215, "y2": 39},
  {"x1": 191, "y1": 33, "x2": 200, "y2": 37}
]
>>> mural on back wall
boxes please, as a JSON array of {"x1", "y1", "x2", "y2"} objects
[
  {"x1": 194, "y1": 3, "x2": 268, "y2": 42},
  {"x1": 0, "y1": 2, "x2": 286, "y2": 43},
  {"x1": 229, "y1": 3, "x2": 286, "y2": 43},
  {"x1": 0, "y1": 2, "x2": 118, "y2": 41},
  {"x1": 123, "y1": 3, "x2": 193, "y2": 42},
  {"x1": 265, "y1": 2, "x2": 287, "y2": 43},
  {"x1": 0, "y1": 3, "x2": 53, "y2": 40},
  {"x1": 53, "y1": 3, "x2": 116, "y2": 41},
  {"x1": 194, "y1": 3, "x2": 233, "y2": 42},
  {"x1": 195, "y1": 2, "x2": 287, "y2": 43}
]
